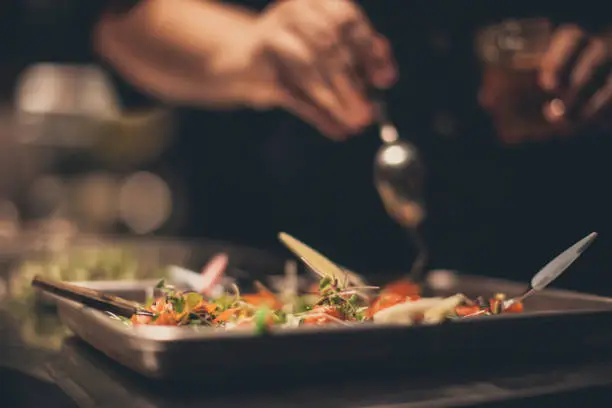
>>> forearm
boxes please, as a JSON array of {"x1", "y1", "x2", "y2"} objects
[{"x1": 94, "y1": 0, "x2": 269, "y2": 107}]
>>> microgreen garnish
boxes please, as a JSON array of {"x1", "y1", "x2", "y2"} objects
[{"x1": 170, "y1": 296, "x2": 185, "y2": 314}]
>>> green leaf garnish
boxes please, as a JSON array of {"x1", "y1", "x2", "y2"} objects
[
  {"x1": 330, "y1": 296, "x2": 342, "y2": 305},
  {"x1": 169, "y1": 296, "x2": 185, "y2": 314},
  {"x1": 155, "y1": 279, "x2": 166, "y2": 289},
  {"x1": 254, "y1": 307, "x2": 270, "y2": 335}
]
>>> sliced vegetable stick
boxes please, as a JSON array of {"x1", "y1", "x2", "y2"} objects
[{"x1": 200, "y1": 253, "x2": 229, "y2": 296}]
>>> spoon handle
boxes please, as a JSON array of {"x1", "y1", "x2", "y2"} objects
[
  {"x1": 374, "y1": 99, "x2": 391, "y2": 126},
  {"x1": 408, "y1": 227, "x2": 429, "y2": 283}
]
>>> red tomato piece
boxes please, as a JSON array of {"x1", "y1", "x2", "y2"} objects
[
  {"x1": 455, "y1": 305, "x2": 481, "y2": 316},
  {"x1": 242, "y1": 291, "x2": 283, "y2": 310},
  {"x1": 505, "y1": 302, "x2": 524, "y2": 313},
  {"x1": 382, "y1": 279, "x2": 421, "y2": 298},
  {"x1": 366, "y1": 292, "x2": 407, "y2": 318}
]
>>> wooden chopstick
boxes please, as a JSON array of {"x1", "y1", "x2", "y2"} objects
[{"x1": 31, "y1": 275, "x2": 150, "y2": 318}]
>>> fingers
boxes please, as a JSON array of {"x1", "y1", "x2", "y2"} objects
[
  {"x1": 366, "y1": 35, "x2": 397, "y2": 89},
  {"x1": 539, "y1": 25, "x2": 588, "y2": 92},
  {"x1": 261, "y1": 0, "x2": 398, "y2": 139},
  {"x1": 583, "y1": 76, "x2": 612, "y2": 121},
  {"x1": 314, "y1": 0, "x2": 397, "y2": 89},
  {"x1": 285, "y1": 1, "x2": 373, "y2": 129},
  {"x1": 280, "y1": 94, "x2": 349, "y2": 140},
  {"x1": 323, "y1": 49, "x2": 374, "y2": 129},
  {"x1": 265, "y1": 32, "x2": 364, "y2": 139},
  {"x1": 540, "y1": 25, "x2": 612, "y2": 126},
  {"x1": 565, "y1": 40, "x2": 611, "y2": 119}
]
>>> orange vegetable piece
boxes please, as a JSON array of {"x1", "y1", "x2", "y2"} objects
[
  {"x1": 366, "y1": 292, "x2": 408, "y2": 318},
  {"x1": 382, "y1": 279, "x2": 421, "y2": 298},
  {"x1": 505, "y1": 302, "x2": 524, "y2": 313},
  {"x1": 153, "y1": 312, "x2": 177, "y2": 326},
  {"x1": 488, "y1": 297, "x2": 524, "y2": 314},
  {"x1": 213, "y1": 308, "x2": 241, "y2": 324},
  {"x1": 455, "y1": 305, "x2": 481, "y2": 317},
  {"x1": 192, "y1": 302, "x2": 217, "y2": 315},
  {"x1": 242, "y1": 290, "x2": 282, "y2": 310},
  {"x1": 131, "y1": 314, "x2": 152, "y2": 325}
]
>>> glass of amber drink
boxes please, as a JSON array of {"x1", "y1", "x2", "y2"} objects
[{"x1": 475, "y1": 18, "x2": 556, "y2": 143}]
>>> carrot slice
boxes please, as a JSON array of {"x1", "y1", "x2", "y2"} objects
[{"x1": 213, "y1": 308, "x2": 240, "y2": 323}]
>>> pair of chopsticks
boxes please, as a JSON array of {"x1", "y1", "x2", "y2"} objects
[{"x1": 31, "y1": 275, "x2": 153, "y2": 318}]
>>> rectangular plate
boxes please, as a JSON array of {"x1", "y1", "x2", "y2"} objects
[{"x1": 56, "y1": 274, "x2": 612, "y2": 380}]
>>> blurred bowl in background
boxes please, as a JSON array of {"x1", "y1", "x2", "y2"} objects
[{"x1": 14, "y1": 63, "x2": 173, "y2": 168}]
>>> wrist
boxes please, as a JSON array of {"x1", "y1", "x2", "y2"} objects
[{"x1": 207, "y1": 18, "x2": 279, "y2": 109}]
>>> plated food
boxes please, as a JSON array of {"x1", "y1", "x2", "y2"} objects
[
  {"x1": 121, "y1": 276, "x2": 524, "y2": 331},
  {"x1": 115, "y1": 232, "x2": 525, "y2": 332}
]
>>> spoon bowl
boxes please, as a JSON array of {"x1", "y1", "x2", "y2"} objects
[
  {"x1": 374, "y1": 138, "x2": 426, "y2": 229},
  {"x1": 372, "y1": 109, "x2": 428, "y2": 281}
]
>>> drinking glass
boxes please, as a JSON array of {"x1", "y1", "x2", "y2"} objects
[{"x1": 475, "y1": 18, "x2": 555, "y2": 143}]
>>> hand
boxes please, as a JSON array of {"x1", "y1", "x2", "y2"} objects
[
  {"x1": 539, "y1": 25, "x2": 612, "y2": 130},
  {"x1": 253, "y1": 0, "x2": 397, "y2": 140},
  {"x1": 93, "y1": 0, "x2": 396, "y2": 140}
]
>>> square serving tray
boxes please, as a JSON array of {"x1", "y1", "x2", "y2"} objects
[{"x1": 55, "y1": 273, "x2": 612, "y2": 380}]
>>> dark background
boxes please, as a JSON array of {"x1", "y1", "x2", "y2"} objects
[{"x1": 2, "y1": 1, "x2": 612, "y2": 294}]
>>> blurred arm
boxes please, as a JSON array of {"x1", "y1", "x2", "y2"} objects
[{"x1": 93, "y1": 0, "x2": 269, "y2": 108}]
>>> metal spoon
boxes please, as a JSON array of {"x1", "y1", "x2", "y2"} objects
[
  {"x1": 502, "y1": 231, "x2": 598, "y2": 309},
  {"x1": 372, "y1": 97, "x2": 428, "y2": 281}
]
